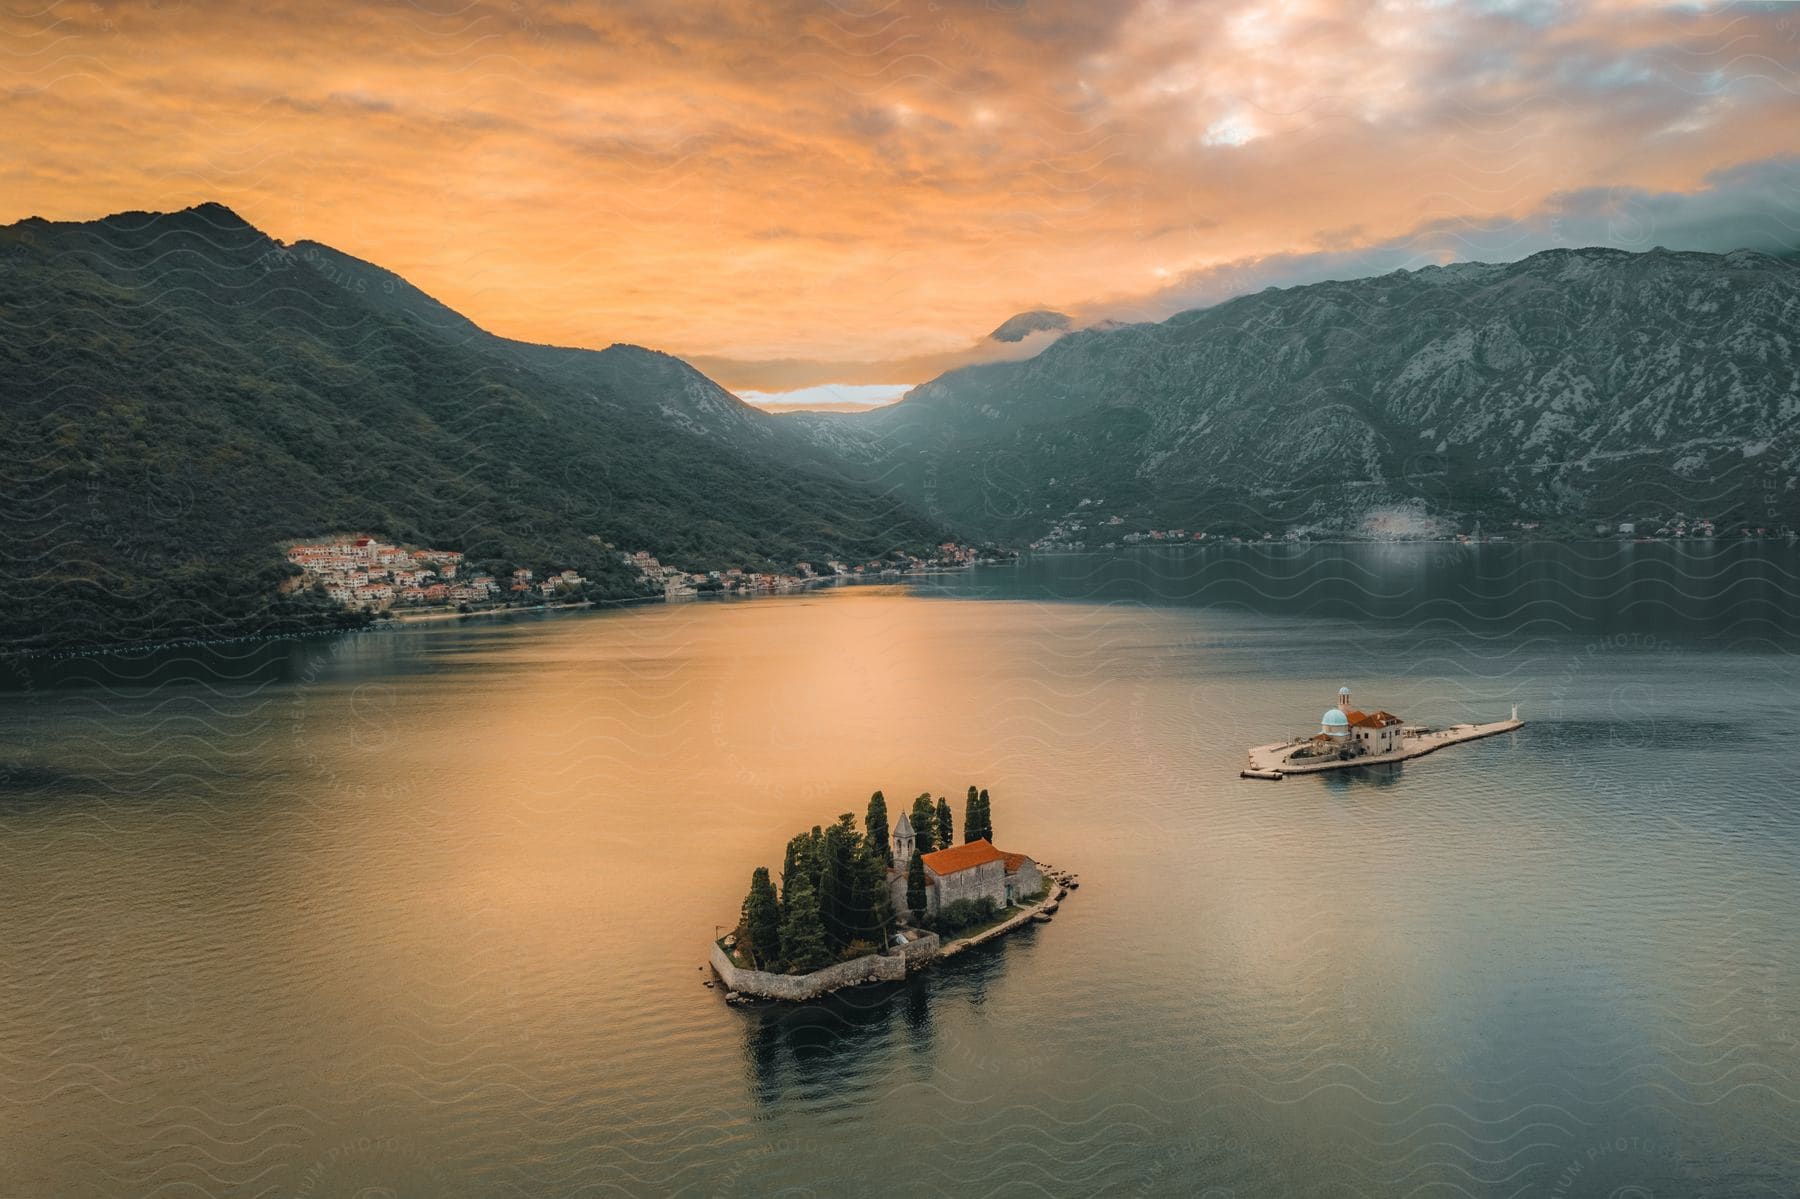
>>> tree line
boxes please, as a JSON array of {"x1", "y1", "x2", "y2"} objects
[
  {"x1": 901, "y1": 785, "x2": 995, "y2": 859},
  {"x1": 737, "y1": 796, "x2": 897, "y2": 974},
  {"x1": 736, "y1": 785, "x2": 1003, "y2": 972}
]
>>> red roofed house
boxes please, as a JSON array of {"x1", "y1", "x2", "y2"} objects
[
  {"x1": 888, "y1": 811, "x2": 1044, "y2": 918},
  {"x1": 1310, "y1": 685, "x2": 1406, "y2": 758},
  {"x1": 1344, "y1": 707, "x2": 1404, "y2": 755}
]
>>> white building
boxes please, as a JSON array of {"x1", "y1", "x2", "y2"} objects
[{"x1": 1309, "y1": 685, "x2": 1405, "y2": 759}]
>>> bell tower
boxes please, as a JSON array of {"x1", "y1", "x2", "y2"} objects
[{"x1": 892, "y1": 811, "x2": 916, "y2": 869}]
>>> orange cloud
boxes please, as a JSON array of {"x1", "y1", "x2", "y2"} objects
[{"x1": 1, "y1": 0, "x2": 1794, "y2": 388}]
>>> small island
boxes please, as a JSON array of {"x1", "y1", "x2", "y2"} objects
[
  {"x1": 711, "y1": 787, "x2": 1072, "y2": 1003},
  {"x1": 1243, "y1": 684, "x2": 1523, "y2": 779}
]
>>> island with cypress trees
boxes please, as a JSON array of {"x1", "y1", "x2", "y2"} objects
[{"x1": 711, "y1": 786, "x2": 1075, "y2": 1002}]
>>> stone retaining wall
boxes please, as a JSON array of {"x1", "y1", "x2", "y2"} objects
[
  {"x1": 709, "y1": 883, "x2": 1066, "y2": 1002},
  {"x1": 710, "y1": 942, "x2": 907, "y2": 1001},
  {"x1": 896, "y1": 931, "x2": 941, "y2": 965}
]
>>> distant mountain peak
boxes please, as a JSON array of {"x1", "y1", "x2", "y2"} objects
[
  {"x1": 988, "y1": 310, "x2": 1072, "y2": 342},
  {"x1": 182, "y1": 201, "x2": 253, "y2": 226},
  {"x1": 121, "y1": 201, "x2": 261, "y2": 236},
  {"x1": 598, "y1": 342, "x2": 684, "y2": 363},
  {"x1": 4, "y1": 201, "x2": 262, "y2": 239}
]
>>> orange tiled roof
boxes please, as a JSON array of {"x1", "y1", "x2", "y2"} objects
[
  {"x1": 921, "y1": 838, "x2": 1005, "y2": 875},
  {"x1": 1352, "y1": 709, "x2": 1403, "y2": 728},
  {"x1": 999, "y1": 850, "x2": 1033, "y2": 873}
]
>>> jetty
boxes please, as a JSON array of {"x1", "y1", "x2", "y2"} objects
[{"x1": 1241, "y1": 685, "x2": 1522, "y2": 780}]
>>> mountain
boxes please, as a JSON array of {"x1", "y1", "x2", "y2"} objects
[
  {"x1": 0, "y1": 204, "x2": 947, "y2": 652},
  {"x1": 988, "y1": 310, "x2": 1072, "y2": 342},
  {"x1": 786, "y1": 248, "x2": 1800, "y2": 540},
  {"x1": 291, "y1": 240, "x2": 795, "y2": 453}
]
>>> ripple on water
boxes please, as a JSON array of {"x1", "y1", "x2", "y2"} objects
[{"x1": 2, "y1": 548, "x2": 1799, "y2": 1194}]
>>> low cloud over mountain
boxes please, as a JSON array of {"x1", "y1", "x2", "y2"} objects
[
  {"x1": 783, "y1": 245, "x2": 1800, "y2": 541},
  {"x1": 700, "y1": 156, "x2": 1800, "y2": 396}
]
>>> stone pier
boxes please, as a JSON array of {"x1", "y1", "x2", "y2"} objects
[{"x1": 1244, "y1": 716, "x2": 1523, "y2": 778}]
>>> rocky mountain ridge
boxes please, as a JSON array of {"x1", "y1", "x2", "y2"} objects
[{"x1": 783, "y1": 246, "x2": 1800, "y2": 539}]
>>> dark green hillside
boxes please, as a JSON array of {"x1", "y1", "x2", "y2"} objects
[
  {"x1": 0, "y1": 204, "x2": 947, "y2": 652},
  {"x1": 292, "y1": 238, "x2": 836, "y2": 465}
]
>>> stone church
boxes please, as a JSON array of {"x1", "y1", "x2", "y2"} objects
[{"x1": 888, "y1": 811, "x2": 1044, "y2": 919}]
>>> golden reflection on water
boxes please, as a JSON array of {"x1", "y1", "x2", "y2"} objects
[{"x1": 2, "y1": 569, "x2": 1798, "y2": 1194}]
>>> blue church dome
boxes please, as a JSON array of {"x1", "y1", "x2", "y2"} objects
[{"x1": 1322, "y1": 707, "x2": 1349, "y2": 729}]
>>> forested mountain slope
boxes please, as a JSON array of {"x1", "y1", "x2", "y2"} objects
[{"x1": 0, "y1": 204, "x2": 946, "y2": 650}]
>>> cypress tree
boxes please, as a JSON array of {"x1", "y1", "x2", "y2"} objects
[
  {"x1": 780, "y1": 832, "x2": 813, "y2": 909},
  {"x1": 906, "y1": 849, "x2": 928, "y2": 925},
  {"x1": 843, "y1": 836, "x2": 869, "y2": 949},
  {"x1": 979, "y1": 788, "x2": 994, "y2": 842},
  {"x1": 854, "y1": 837, "x2": 894, "y2": 948},
  {"x1": 741, "y1": 867, "x2": 781, "y2": 969},
  {"x1": 778, "y1": 875, "x2": 830, "y2": 973},
  {"x1": 963, "y1": 785, "x2": 980, "y2": 843},
  {"x1": 807, "y1": 825, "x2": 826, "y2": 888},
  {"x1": 936, "y1": 796, "x2": 953, "y2": 848},
  {"x1": 910, "y1": 793, "x2": 937, "y2": 855},
  {"x1": 866, "y1": 790, "x2": 891, "y2": 865},
  {"x1": 818, "y1": 813, "x2": 860, "y2": 951}
]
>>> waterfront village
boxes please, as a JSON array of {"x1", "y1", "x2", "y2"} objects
[
  {"x1": 286, "y1": 538, "x2": 505, "y2": 608},
  {"x1": 710, "y1": 787, "x2": 1077, "y2": 1003},
  {"x1": 623, "y1": 540, "x2": 981, "y2": 600},
  {"x1": 287, "y1": 536, "x2": 987, "y2": 613},
  {"x1": 1031, "y1": 497, "x2": 1772, "y2": 551}
]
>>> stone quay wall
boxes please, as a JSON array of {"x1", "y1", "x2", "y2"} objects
[
  {"x1": 709, "y1": 872, "x2": 1073, "y2": 1002},
  {"x1": 936, "y1": 881, "x2": 1066, "y2": 961},
  {"x1": 710, "y1": 942, "x2": 907, "y2": 1002},
  {"x1": 896, "y1": 931, "x2": 941, "y2": 965}
]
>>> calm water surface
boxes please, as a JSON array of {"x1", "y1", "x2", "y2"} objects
[{"x1": 2, "y1": 543, "x2": 1797, "y2": 1196}]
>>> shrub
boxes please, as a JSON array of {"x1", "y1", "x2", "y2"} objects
[
  {"x1": 837, "y1": 939, "x2": 878, "y2": 963},
  {"x1": 935, "y1": 897, "x2": 999, "y2": 933}
]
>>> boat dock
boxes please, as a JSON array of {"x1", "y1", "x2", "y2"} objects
[{"x1": 1242, "y1": 716, "x2": 1523, "y2": 779}]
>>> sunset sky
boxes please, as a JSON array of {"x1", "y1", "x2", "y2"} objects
[{"x1": 4, "y1": 0, "x2": 1797, "y2": 403}]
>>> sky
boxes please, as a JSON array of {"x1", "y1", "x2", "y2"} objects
[{"x1": 3, "y1": 0, "x2": 1797, "y2": 407}]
